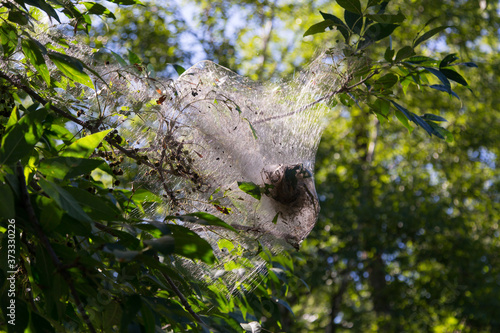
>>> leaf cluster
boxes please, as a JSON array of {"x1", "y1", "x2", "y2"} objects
[{"x1": 304, "y1": 0, "x2": 476, "y2": 140}]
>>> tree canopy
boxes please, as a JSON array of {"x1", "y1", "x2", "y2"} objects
[{"x1": 0, "y1": 0, "x2": 498, "y2": 332}]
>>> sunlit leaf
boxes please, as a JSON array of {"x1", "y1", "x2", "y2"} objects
[
  {"x1": 424, "y1": 67, "x2": 451, "y2": 88},
  {"x1": 185, "y1": 212, "x2": 237, "y2": 232},
  {"x1": 394, "y1": 109, "x2": 413, "y2": 133},
  {"x1": 39, "y1": 157, "x2": 104, "y2": 180},
  {"x1": 168, "y1": 225, "x2": 216, "y2": 264},
  {"x1": 0, "y1": 22, "x2": 19, "y2": 58},
  {"x1": 48, "y1": 52, "x2": 94, "y2": 88},
  {"x1": 127, "y1": 49, "x2": 141, "y2": 65},
  {"x1": 405, "y1": 56, "x2": 438, "y2": 66},
  {"x1": 61, "y1": 129, "x2": 112, "y2": 158},
  {"x1": 173, "y1": 64, "x2": 186, "y2": 75},
  {"x1": 238, "y1": 181, "x2": 261, "y2": 200},
  {"x1": 0, "y1": 107, "x2": 46, "y2": 164}
]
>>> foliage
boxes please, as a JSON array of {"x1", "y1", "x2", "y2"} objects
[
  {"x1": 0, "y1": 0, "x2": 497, "y2": 332},
  {"x1": 0, "y1": 1, "x2": 294, "y2": 332},
  {"x1": 303, "y1": 0, "x2": 476, "y2": 141}
]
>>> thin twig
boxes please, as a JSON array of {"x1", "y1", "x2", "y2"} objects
[{"x1": 16, "y1": 163, "x2": 97, "y2": 333}]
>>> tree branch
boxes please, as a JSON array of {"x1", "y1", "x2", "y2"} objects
[{"x1": 16, "y1": 163, "x2": 97, "y2": 333}]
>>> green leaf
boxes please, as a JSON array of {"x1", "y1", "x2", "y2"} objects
[
  {"x1": 454, "y1": 62, "x2": 478, "y2": 68},
  {"x1": 405, "y1": 56, "x2": 438, "y2": 66},
  {"x1": 366, "y1": 12, "x2": 406, "y2": 24},
  {"x1": 304, "y1": 20, "x2": 333, "y2": 37},
  {"x1": 0, "y1": 107, "x2": 46, "y2": 165},
  {"x1": 143, "y1": 235, "x2": 175, "y2": 256},
  {"x1": 82, "y1": 2, "x2": 116, "y2": 19},
  {"x1": 111, "y1": 51, "x2": 128, "y2": 67},
  {"x1": 274, "y1": 297, "x2": 295, "y2": 316},
  {"x1": 38, "y1": 178, "x2": 93, "y2": 223},
  {"x1": 24, "y1": 0, "x2": 61, "y2": 23},
  {"x1": 36, "y1": 196, "x2": 63, "y2": 231},
  {"x1": 168, "y1": 225, "x2": 216, "y2": 264},
  {"x1": 440, "y1": 53, "x2": 459, "y2": 68},
  {"x1": 272, "y1": 212, "x2": 279, "y2": 224},
  {"x1": 173, "y1": 64, "x2": 186, "y2": 75},
  {"x1": 336, "y1": 0, "x2": 362, "y2": 15},
  {"x1": 64, "y1": 186, "x2": 124, "y2": 221},
  {"x1": 428, "y1": 122, "x2": 454, "y2": 142},
  {"x1": 394, "y1": 109, "x2": 413, "y2": 133},
  {"x1": 61, "y1": 129, "x2": 112, "y2": 158},
  {"x1": 0, "y1": 22, "x2": 19, "y2": 58},
  {"x1": 127, "y1": 49, "x2": 141, "y2": 65},
  {"x1": 319, "y1": 12, "x2": 350, "y2": 41},
  {"x1": 22, "y1": 38, "x2": 51, "y2": 85},
  {"x1": 107, "y1": 0, "x2": 141, "y2": 5},
  {"x1": 344, "y1": 10, "x2": 363, "y2": 34},
  {"x1": 421, "y1": 114, "x2": 447, "y2": 122},
  {"x1": 38, "y1": 157, "x2": 103, "y2": 180},
  {"x1": 424, "y1": 67, "x2": 451, "y2": 88},
  {"x1": 384, "y1": 47, "x2": 394, "y2": 62},
  {"x1": 238, "y1": 181, "x2": 261, "y2": 200},
  {"x1": 359, "y1": 23, "x2": 399, "y2": 49},
  {"x1": 364, "y1": 23, "x2": 399, "y2": 41},
  {"x1": 371, "y1": 98, "x2": 391, "y2": 118},
  {"x1": 395, "y1": 46, "x2": 415, "y2": 62},
  {"x1": 413, "y1": 26, "x2": 449, "y2": 48},
  {"x1": 8, "y1": 10, "x2": 29, "y2": 25},
  {"x1": 391, "y1": 101, "x2": 437, "y2": 137},
  {"x1": 184, "y1": 212, "x2": 237, "y2": 232},
  {"x1": 140, "y1": 302, "x2": 156, "y2": 333},
  {"x1": 440, "y1": 68, "x2": 468, "y2": 86},
  {"x1": 242, "y1": 118, "x2": 258, "y2": 139},
  {"x1": 48, "y1": 52, "x2": 94, "y2": 89},
  {"x1": 429, "y1": 85, "x2": 459, "y2": 99},
  {"x1": 338, "y1": 93, "x2": 354, "y2": 107},
  {"x1": 374, "y1": 73, "x2": 398, "y2": 89}
]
